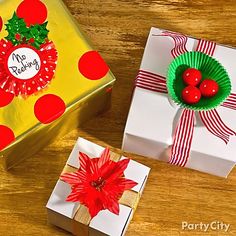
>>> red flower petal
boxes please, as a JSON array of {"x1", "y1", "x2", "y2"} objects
[
  {"x1": 88, "y1": 199, "x2": 104, "y2": 218},
  {"x1": 34, "y1": 94, "x2": 66, "y2": 124},
  {"x1": 109, "y1": 201, "x2": 120, "y2": 215},
  {"x1": 103, "y1": 159, "x2": 130, "y2": 183},
  {"x1": 61, "y1": 172, "x2": 83, "y2": 185},
  {"x1": 79, "y1": 152, "x2": 100, "y2": 177},
  {"x1": 0, "y1": 125, "x2": 15, "y2": 151},
  {"x1": 78, "y1": 51, "x2": 109, "y2": 80},
  {"x1": 0, "y1": 89, "x2": 14, "y2": 107},
  {"x1": 66, "y1": 185, "x2": 85, "y2": 202},
  {"x1": 98, "y1": 147, "x2": 111, "y2": 168},
  {"x1": 16, "y1": 0, "x2": 48, "y2": 26},
  {"x1": 79, "y1": 152, "x2": 92, "y2": 172},
  {"x1": 118, "y1": 178, "x2": 138, "y2": 190}
]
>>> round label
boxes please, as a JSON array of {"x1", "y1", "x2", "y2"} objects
[{"x1": 7, "y1": 46, "x2": 41, "y2": 80}]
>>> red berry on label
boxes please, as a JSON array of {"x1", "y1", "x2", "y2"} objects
[
  {"x1": 28, "y1": 38, "x2": 35, "y2": 44},
  {"x1": 15, "y1": 33, "x2": 21, "y2": 41},
  {"x1": 182, "y1": 68, "x2": 202, "y2": 86},
  {"x1": 182, "y1": 86, "x2": 201, "y2": 104},
  {"x1": 199, "y1": 79, "x2": 219, "y2": 97}
]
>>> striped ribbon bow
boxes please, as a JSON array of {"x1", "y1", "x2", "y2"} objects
[{"x1": 135, "y1": 31, "x2": 236, "y2": 167}]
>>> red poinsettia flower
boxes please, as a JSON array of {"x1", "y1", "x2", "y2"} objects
[
  {"x1": 61, "y1": 148, "x2": 138, "y2": 218},
  {"x1": 0, "y1": 39, "x2": 57, "y2": 96}
]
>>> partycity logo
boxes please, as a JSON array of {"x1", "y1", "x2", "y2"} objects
[{"x1": 181, "y1": 221, "x2": 230, "y2": 232}]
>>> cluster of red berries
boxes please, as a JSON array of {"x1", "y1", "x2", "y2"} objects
[
  {"x1": 15, "y1": 33, "x2": 35, "y2": 44},
  {"x1": 181, "y1": 68, "x2": 219, "y2": 104}
]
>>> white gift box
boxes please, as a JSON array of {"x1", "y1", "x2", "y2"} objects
[
  {"x1": 46, "y1": 138, "x2": 150, "y2": 236},
  {"x1": 122, "y1": 27, "x2": 236, "y2": 178}
]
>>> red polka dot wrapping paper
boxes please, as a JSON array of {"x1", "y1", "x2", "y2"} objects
[{"x1": 0, "y1": 0, "x2": 116, "y2": 169}]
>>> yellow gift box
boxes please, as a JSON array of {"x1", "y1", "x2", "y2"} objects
[{"x1": 0, "y1": 0, "x2": 115, "y2": 169}]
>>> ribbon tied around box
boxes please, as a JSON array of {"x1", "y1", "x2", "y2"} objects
[{"x1": 135, "y1": 31, "x2": 236, "y2": 167}]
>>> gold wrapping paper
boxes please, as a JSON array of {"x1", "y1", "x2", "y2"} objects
[
  {"x1": 0, "y1": 0, "x2": 115, "y2": 169},
  {"x1": 60, "y1": 152, "x2": 140, "y2": 236}
]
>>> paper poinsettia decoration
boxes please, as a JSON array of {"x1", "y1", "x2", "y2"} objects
[
  {"x1": 0, "y1": 8, "x2": 57, "y2": 97},
  {"x1": 61, "y1": 148, "x2": 138, "y2": 218}
]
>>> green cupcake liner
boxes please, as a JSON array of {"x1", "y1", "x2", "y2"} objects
[{"x1": 167, "y1": 51, "x2": 231, "y2": 111}]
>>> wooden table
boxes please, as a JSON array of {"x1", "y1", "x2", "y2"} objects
[{"x1": 0, "y1": 0, "x2": 236, "y2": 235}]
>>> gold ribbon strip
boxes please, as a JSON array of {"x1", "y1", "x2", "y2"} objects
[{"x1": 60, "y1": 151, "x2": 140, "y2": 236}]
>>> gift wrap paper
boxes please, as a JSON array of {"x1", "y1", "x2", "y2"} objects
[
  {"x1": 46, "y1": 138, "x2": 150, "y2": 236},
  {"x1": 123, "y1": 27, "x2": 236, "y2": 177},
  {"x1": 0, "y1": 0, "x2": 116, "y2": 169}
]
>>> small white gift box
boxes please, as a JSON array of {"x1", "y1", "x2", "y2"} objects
[
  {"x1": 122, "y1": 27, "x2": 236, "y2": 178},
  {"x1": 46, "y1": 138, "x2": 150, "y2": 236}
]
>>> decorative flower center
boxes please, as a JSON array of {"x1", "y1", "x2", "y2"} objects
[{"x1": 90, "y1": 177, "x2": 105, "y2": 191}]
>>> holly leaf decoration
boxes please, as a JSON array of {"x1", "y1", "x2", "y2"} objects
[
  {"x1": 5, "y1": 12, "x2": 49, "y2": 49},
  {"x1": 27, "y1": 22, "x2": 49, "y2": 49},
  {"x1": 5, "y1": 12, "x2": 28, "y2": 45}
]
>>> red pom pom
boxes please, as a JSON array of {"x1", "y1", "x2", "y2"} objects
[
  {"x1": 182, "y1": 86, "x2": 201, "y2": 104},
  {"x1": 182, "y1": 68, "x2": 202, "y2": 86},
  {"x1": 16, "y1": 0, "x2": 48, "y2": 26},
  {"x1": 199, "y1": 79, "x2": 219, "y2": 97},
  {"x1": 0, "y1": 16, "x2": 3, "y2": 32}
]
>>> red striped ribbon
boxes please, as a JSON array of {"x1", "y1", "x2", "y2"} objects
[
  {"x1": 135, "y1": 70, "x2": 167, "y2": 93},
  {"x1": 169, "y1": 109, "x2": 195, "y2": 167},
  {"x1": 196, "y1": 39, "x2": 236, "y2": 144},
  {"x1": 222, "y1": 93, "x2": 236, "y2": 110},
  {"x1": 196, "y1": 39, "x2": 216, "y2": 56},
  {"x1": 154, "y1": 31, "x2": 188, "y2": 58},
  {"x1": 135, "y1": 31, "x2": 236, "y2": 167},
  {"x1": 199, "y1": 109, "x2": 236, "y2": 144},
  {"x1": 162, "y1": 31, "x2": 188, "y2": 58}
]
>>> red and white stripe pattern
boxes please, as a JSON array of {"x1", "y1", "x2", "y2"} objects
[
  {"x1": 135, "y1": 70, "x2": 167, "y2": 93},
  {"x1": 161, "y1": 31, "x2": 188, "y2": 58},
  {"x1": 222, "y1": 93, "x2": 236, "y2": 110},
  {"x1": 199, "y1": 109, "x2": 236, "y2": 144},
  {"x1": 170, "y1": 109, "x2": 195, "y2": 167},
  {"x1": 134, "y1": 33, "x2": 235, "y2": 167},
  {"x1": 196, "y1": 39, "x2": 216, "y2": 56}
]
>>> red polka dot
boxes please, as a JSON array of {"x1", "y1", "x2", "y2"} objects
[
  {"x1": 0, "y1": 125, "x2": 15, "y2": 151},
  {"x1": 34, "y1": 94, "x2": 66, "y2": 124},
  {"x1": 16, "y1": 0, "x2": 48, "y2": 26},
  {"x1": 78, "y1": 51, "x2": 109, "y2": 80},
  {"x1": 0, "y1": 17, "x2": 3, "y2": 32},
  {"x1": 0, "y1": 89, "x2": 14, "y2": 107}
]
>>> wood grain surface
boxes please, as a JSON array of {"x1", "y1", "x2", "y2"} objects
[{"x1": 1, "y1": 0, "x2": 236, "y2": 235}]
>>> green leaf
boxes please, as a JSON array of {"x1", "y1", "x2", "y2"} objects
[
  {"x1": 4, "y1": 12, "x2": 49, "y2": 49},
  {"x1": 5, "y1": 12, "x2": 29, "y2": 45}
]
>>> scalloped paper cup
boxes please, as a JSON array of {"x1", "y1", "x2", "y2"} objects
[{"x1": 167, "y1": 51, "x2": 231, "y2": 111}]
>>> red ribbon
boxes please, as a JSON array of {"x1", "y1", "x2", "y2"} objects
[{"x1": 135, "y1": 31, "x2": 236, "y2": 167}]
